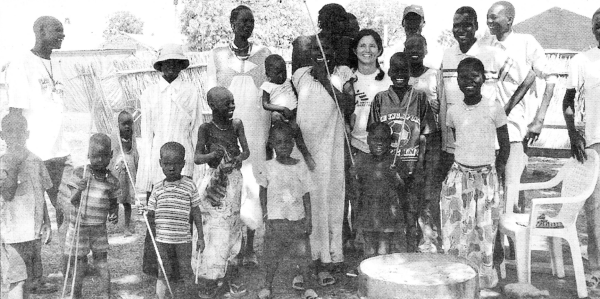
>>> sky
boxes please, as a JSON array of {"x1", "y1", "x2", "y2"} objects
[{"x1": 1, "y1": 0, "x2": 599, "y2": 62}]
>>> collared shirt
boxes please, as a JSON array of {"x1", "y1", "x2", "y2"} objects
[
  {"x1": 1, "y1": 151, "x2": 53, "y2": 243},
  {"x1": 567, "y1": 48, "x2": 600, "y2": 146},
  {"x1": 5, "y1": 51, "x2": 69, "y2": 161},
  {"x1": 439, "y1": 40, "x2": 520, "y2": 152},
  {"x1": 136, "y1": 76, "x2": 201, "y2": 192}
]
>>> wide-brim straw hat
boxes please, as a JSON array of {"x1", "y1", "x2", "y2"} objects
[{"x1": 153, "y1": 43, "x2": 190, "y2": 71}]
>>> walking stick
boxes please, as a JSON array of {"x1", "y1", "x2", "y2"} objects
[{"x1": 143, "y1": 211, "x2": 174, "y2": 297}]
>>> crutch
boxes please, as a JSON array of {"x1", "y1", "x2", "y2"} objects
[{"x1": 143, "y1": 211, "x2": 174, "y2": 297}]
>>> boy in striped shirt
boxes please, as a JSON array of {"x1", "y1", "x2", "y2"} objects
[
  {"x1": 147, "y1": 142, "x2": 204, "y2": 299},
  {"x1": 63, "y1": 133, "x2": 120, "y2": 299}
]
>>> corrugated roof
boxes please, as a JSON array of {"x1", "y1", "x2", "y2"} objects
[{"x1": 513, "y1": 7, "x2": 597, "y2": 52}]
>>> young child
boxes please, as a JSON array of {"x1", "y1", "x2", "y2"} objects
[
  {"x1": 256, "y1": 123, "x2": 317, "y2": 299},
  {"x1": 62, "y1": 133, "x2": 119, "y2": 299},
  {"x1": 261, "y1": 54, "x2": 315, "y2": 171},
  {"x1": 195, "y1": 86, "x2": 250, "y2": 298},
  {"x1": 352, "y1": 122, "x2": 403, "y2": 257},
  {"x1": 146, "y1": 142, "x2": 205, "y2": 299},
  {"x1": 110, "y1": 110, "x2": 139, "y2": 236},
  {"x1": 441, "y1": 57, "x2": 509, "y2": 289},
  {"x1": 369, "y1": 52, "x2": 435, "y2": 252},
  {"x1": 1, "y1": 112, "x2": 54, "y2": 299},
  {"x1": 404, "y1": 35, "x2": 443, "y2": 253}
]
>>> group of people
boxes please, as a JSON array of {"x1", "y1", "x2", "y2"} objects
[{"x1": 2, "y1": 1, "x2": 600, "y2": 299}]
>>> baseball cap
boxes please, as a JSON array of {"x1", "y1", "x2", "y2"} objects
[{"x1": 403, "y1": 5, "x2": 424, "y2": 21}]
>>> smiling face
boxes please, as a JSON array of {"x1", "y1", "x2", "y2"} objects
[
  {"x1": 487, "y1": 4, "x2": 512, "y2": 37},
  {"x1": 160, "y1": 59, "x2": 186, "y2": 83},
  {"x1": 311, "y1": 40, "x2": 336, "y2": 71},
  {"x1": 354, "y1": 35, "x2": 382, "y2": 67},
  {"x1": 88, "y1": 141, "x2": 112, "y2": 172},
  {"x1": 593, "y1": 13, "x2": 600, "y2": 44},
  {"x1": 232, "y1": 9, "x2": 254, "y2": 40},
  {"x1": 42, "y1": 19, "x2": 65, "y2": 50},
  {"x1": 270, "y1": 128, "x2": 295, "y2": 160},
  {"x1": 457, "y1": 64, "x2": 485, "y2": 99},
  {"x1": 367, "y1": 125, "x2": 392, "y2": 157},
  {"x1": 118, "y1": 112, "x2": 133, "y2": 140},
  {"x1": 388, "y1": 55, "x2": 410, "y2": 89},
  {"x1": 159, "y1": 149, "x2": 185, "y2": 181},
  {"x1": 208, "y1": 87, "x2": 236, "y2": 120},
  {"x1": 404, "y1": 37, "x2": 427, "y2": 65},
  {"x1": 453, "y1": 13, "x2": 478, "y2": 48}
]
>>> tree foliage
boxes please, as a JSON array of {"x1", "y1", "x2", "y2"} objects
[
  {"x1": 437, "y1": 29, "x2": 457, "y2": 49},
  {"x1": 346, "y1": 0, "x2": 407, "y2": 45},
  {"x1": 180, "y1": 0, "x2": 312, "y2": 51},
  {"x1": 103, "y1": 11, "x2": 144, "y2": 38}
]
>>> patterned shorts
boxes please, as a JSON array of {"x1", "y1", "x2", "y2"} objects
[{"x1": 64, "y1": 224, "x2": 109, "y2": 257}]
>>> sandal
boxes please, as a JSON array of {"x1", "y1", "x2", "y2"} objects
[
  {"x1": 292, "y1": 275, "x2": 305, "y2": 290},
  {"x1": 317, "y1": 271, "x2": 335, "y2": 286},
  {"x1": 257, "y1": 288, "x2": 271, "y2": 299},
  {"x1": 303, "y1": 289, "x2": 318, "y2": 299},
  {"x1": 587, "y1": 273, "x2": 600, "y2": 288},
  {"x1": 228, "y1": 282, "x2": 247, "y2": 298},
  {"x1": 536, "y1": 214, "x2": 564, "y2": 229}
]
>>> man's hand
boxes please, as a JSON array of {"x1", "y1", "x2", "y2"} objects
[
  {"x1": 196, "y1": 235, "x2": 205, "y2": 252},
  {"x1": 41, "y1": 223, "x2": 52, "y2": 245},
  {"x1": 569, "y1": 131, "x2": 587, "y2": 163},
  {"x1": 304, "y1": 218, "x2": 313, "y2": 236},
  {"x1": 524, "y1": 119, "x2": 544, "y2": 144}
]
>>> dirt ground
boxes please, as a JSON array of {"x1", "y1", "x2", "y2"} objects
[{"x1": 0, "y1": 113, "x2": 596, "y2": 298}]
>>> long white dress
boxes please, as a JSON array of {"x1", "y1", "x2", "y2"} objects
[{"x1": 292, "y1": 66, "x2": 351, "y2": 263}]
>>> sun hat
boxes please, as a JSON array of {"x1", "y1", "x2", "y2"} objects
[
  {"x1": 153, "y1": 43, "x2": 190, "y2": 71},
  {"x1": 403, "y1": 5, "x2": 425, "y2": 21}
]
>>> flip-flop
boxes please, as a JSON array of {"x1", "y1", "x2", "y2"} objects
[
  {"x1": 198, "y1": 280, "x2": 223, "y2": 299},
  {"x1": 587, "y1": 273, "x2": 600, "y2": 288},
  {"x1": 292, "y1": 275, "x2": 305, "y2": 290},
  {"x1": 228, "y1": 282, "x2": 247, "y2": 298},
  {"x1": 536, "y1": 214, "x2": 564, "y2": 229},
  {"x1": 303, "y1": 289, "x2": 319, "y2": 299},
  {"x1": 317, "y1": 271, "x2": 335, "y2": 286},
  {"x1": 257, "y1": 288, "x2": 271, "y2": 299}
]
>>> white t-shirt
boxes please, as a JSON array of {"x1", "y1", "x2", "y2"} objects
[
  {"x1": 6, "y1": 51, "x2": 69, "y2": 160},
  {"x1": 351, "y1": 70, "x2": 392, "y2": 153},
  {"x1": 447, "y1": 96, "x2": 507, "y2": 166},
  {"x1": 260, "y1": 79, "x2": 297, "y2": 110},
  {"x1": 567, "y1": 47, "x2": 600, "y2": 146},
  {"x1": 409, "y1": 68, "x2": 439, "y2": 114}
]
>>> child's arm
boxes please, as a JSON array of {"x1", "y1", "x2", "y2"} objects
[
  {"x1": 41, "y1": 200, "x2": 52, "y2": 244},
  {"x1": 233, "y1": 119, "x2": 251, "y2": 166},
  {"x1": 291, "y1": 123, "x2": 316, "y2": 171},
  {"x1": 194, "y1": 124, "x2": 224, "y2": 165},
  {"x1": 496, "y1": 125, "x2": 510, "y2": 181},
  {"x1": 190, "y1": 206, "x2": 205, "y2": 252},
  {"x1": 262, "y1": 91, "x2": 293, "y2": 119},
  {"x1": 417, "y1": 134, "x2": 427, "y2": 175},
  {"x1": 108, "y1": 195, "x2": 119, "y2": 224},
  {"x1": 302, "y1": 192, "x2": 312, "y2": 235},
  {"x1": 563, "y1": 88, "x2": 587, "y2": 162}
]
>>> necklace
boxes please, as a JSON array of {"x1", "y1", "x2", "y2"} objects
[
  {"x1": 230, "y1": 41, "x2": 252, "y2": 61},
  {"x1": 212, "y1": 121, "x2": 231, "y2": 131}
]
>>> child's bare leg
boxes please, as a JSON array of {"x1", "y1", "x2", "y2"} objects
[
  {"x1": 94, "y1": 252, "x2": 111, "y2": 299},
  {"x1": 156, "y1": 278, "x2": 168, "y2": 299},
  {"x1": 245, "y1": 228, "x2": 255, "y2": 256},
  {"x1": 62, "y1": 255, "x2": 86, "y2": 299},
  {"x1": 123, "y1": 203, "x2": 132, "y2": 234},
  {"x1": 7, "y1": 281, "x2": 25, "y2": 299}
]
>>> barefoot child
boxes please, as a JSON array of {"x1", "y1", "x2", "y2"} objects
[
  {"x1": 110, "y1": 110, "x2": 139, "y2": 236},
  {"x1": 62, "y1": 133, "x2": 119, "y2": 299},
  {"x1": 195, "y1": 86, "x2": 250, "y2": 298},
  {"x1": 1, "y1": 113, "x2": 54, "y2": 299},
  {"x1": 441, "y1": 57, "x2": 509, "y2": 289},
  {"x1": 256, "y1": 123, "x2": 317, "y2": 299},
  {"x1": 261, "y1": 54, "x2": 315, "y2": 170},
  {"x1": 353, "y1": 122, "x2": 403, "y2": 257},
  {"x1": 146, "y1": 142, "x2": 205, "y2": 299},
  {"x1": 368, "y1": 52, "x2": 435, "y2": 252}
]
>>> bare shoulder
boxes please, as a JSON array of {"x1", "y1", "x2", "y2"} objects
[{"x1": 232, "y1": 118, "x2": 244, "y2": 129}]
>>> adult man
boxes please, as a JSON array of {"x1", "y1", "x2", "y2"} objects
[
  {"x1": 563, "y1": 7, "x2": 600, "y2": 293},
  {"x1": 485, "y1": 1, "x2": 558, "y2": 212},
  {"x1": 4, "y1": 15, "x2": 68, "y2": 294}
]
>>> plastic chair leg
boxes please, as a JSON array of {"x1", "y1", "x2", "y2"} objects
[
  {"x1": 514, "y1": 231, "x2": 531, "y2": 283},
  {"x1": 548, "y1": 237, "x2": 565, "y2": 278},
  {"x1": 566, "y1": 235, "x2": 588, "y2": 298}
]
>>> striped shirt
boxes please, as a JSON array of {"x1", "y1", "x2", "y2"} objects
[
  {"x1": 148, "y1": 176, "x2": 201, "y2": 244},
  {"x1": 68, "y1": 166, "x2": 120, "y2": 226}
]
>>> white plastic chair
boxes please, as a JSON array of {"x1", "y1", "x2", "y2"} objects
[{"x1": 499, "y1": 149, "x2": 599, "y2": 298}]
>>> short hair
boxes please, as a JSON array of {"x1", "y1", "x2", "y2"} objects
[
  {"x1": 390, "y1": 52, "x2": 410, "y2": 67},
  {"x1": 160, "y1": 142, "x2": 185, "y2": 159},
  {"x1": 493, "y1": 1, "x2": 515, "y2": 19},
  {"x1": 593, "y1": 7, "x2": 600, "y2": 19},
  {"x1": 318, "y1": 3, "x2": 348, "y2": 30},
  {"x1": 269, "y1": 122, "x2": 294, "y2": 140},
  {"x1": 265, "y1": 54, "x2": 285, "y2": 71},
  {"x1": 1, "y1": 112, "x2": 27, "y2": 131},
  {"x1": 118, "y1": 110, "x2": 132, "y2": 121},
  {"x1": 89, "y1": 133, "x2": 111, "y2": 152},
  {"x1": 367, "y1": 122, "x2": 392, "y2": 137},
  {"x1": 457, "y1": 57, "x2": 486, "y2": 78},
  {"x1": 206, "y1": 86, "x2": 233, "y2": 107},
  {"x1": 230, "y1": 5, "x2": 252, "y2": 24},
  {"x1": 33, "y1": 16, "x2": 60, "y2": 35},
  {"x1": 455, "y1": 6, "x2": 478, "y2": 23},
  {"x1": 404, "y1": 34, "x2": 427, "y2": 47}
]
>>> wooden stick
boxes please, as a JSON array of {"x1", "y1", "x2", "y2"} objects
[{"x1": 143, "y1": 212, "x2": 174, "y2": 297}]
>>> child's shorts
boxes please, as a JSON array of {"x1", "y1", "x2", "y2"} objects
[
  {"x1": 155, "y1": 242, "x2": 193, "y2": 279},
  {"x1": 1, "y1": 240, "x2": 42, "y2": 284},
  {"x1": 263, "y1": 219, "x2": 311, "y2": 267},
  {"x1": 64, "y1": 224, "x2": 109, "y2": 257}
]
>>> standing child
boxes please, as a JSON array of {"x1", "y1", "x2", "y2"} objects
[
  {"x1": 368, "y1": 52, "x2": 435, "y2": 252},
  {"x1": 441, "y1": 57, "x2": 509, "y2": 289},
  {"x1": 256, "y1": 123, "x2": 317, "y2": 299},
  {"x1": 110, "y1": 110, "x2": 139, "y2": 236},
  {"x1": 261, "y1": 54, "x2": 315, "y2": 171},
  {"x1": 146, "y1": 142, "x2": 205, "y2": 299},
  {"x1": 62, "y1": 133, "x2": 120, "y2": 299},
  {"x1": 1, "y1": 113, "x2": 54, "y2": 299},
  {"x1": 195, "y1": 87, "x2": 250, "y2": 298},
  {"x1": 353, "y1": 122, "x2": 403, "y2": 257}
]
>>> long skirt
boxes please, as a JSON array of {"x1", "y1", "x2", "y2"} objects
[{"x1": 440, "y1": 162, "x2": 503, "y2": 288}]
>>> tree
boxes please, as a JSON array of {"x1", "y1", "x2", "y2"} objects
[
  {"x1": 437, "y1": 29, "x2": 457, "y2": 49},
  {"x1": 103, "y1": 11, "x2": 144, "y2": 38},
  {"x1": 346, "y1": 0, "x2": 407, "y2": 46},
  {"x1": 180, "y1": 0, "x2": 312, "y2": 51}
]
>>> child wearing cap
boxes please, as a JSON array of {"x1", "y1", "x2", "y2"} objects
[{"x1": 137, "y1": 43, "x2": 203, "y2": 278}]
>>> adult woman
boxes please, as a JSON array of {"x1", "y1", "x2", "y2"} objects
[
  {"x1": 291, "y1": 3, "x2": 351, "y2": 72},
  {"x1": 201, "y1": 4, "x2": 270, "y2": 296},
  {"x1": 345, "y1": 29, "x2": 391, "y2": 250},
  {"x1": 292, "y1": 38, "x2": 355, "y2": 286}
]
